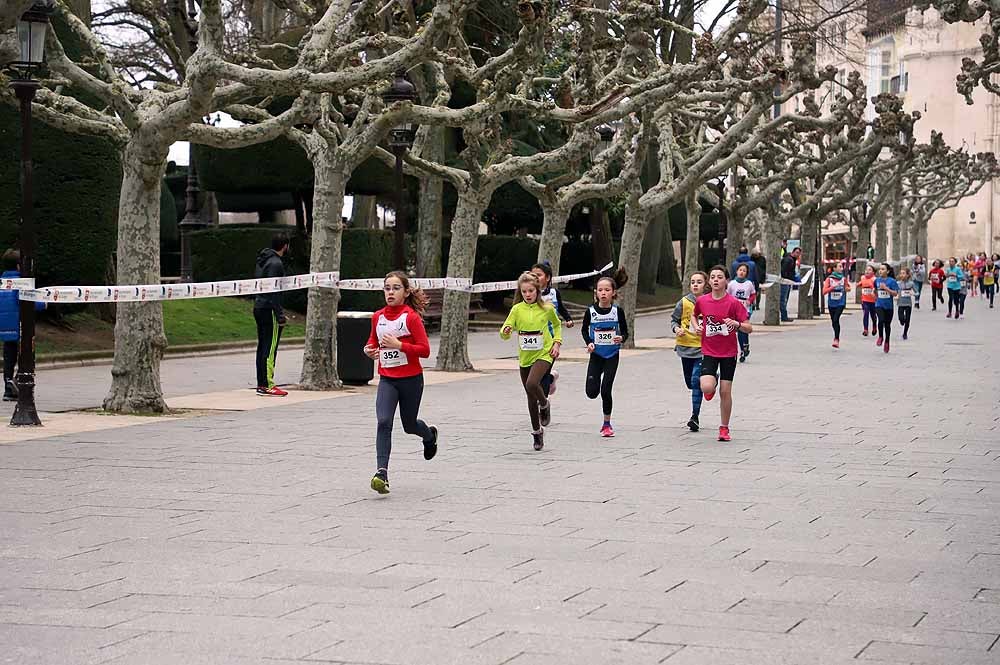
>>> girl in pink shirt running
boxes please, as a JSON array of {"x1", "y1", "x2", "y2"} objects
[{"x1": 691, "y1": 266, "x2": 753, "y2": 442}]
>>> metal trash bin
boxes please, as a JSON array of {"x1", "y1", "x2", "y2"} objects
[{"x1": 337, "y1": 311, "x2": 375, "y2": 385}]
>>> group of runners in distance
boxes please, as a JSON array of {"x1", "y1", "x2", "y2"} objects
[{"x1": 360, "y1": 249, "x2": 997, "y2": 494}]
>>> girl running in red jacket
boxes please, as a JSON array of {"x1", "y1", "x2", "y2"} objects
[{"x1": 363, "y1": 271, "x2": 439, "y2": 494}]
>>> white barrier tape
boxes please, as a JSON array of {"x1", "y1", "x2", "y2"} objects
[
  {"x1": 18, "y1": 263, "x2": 615, "y2": 304},
  {"x1": 761, "y1": 266, "x2": 815, "y2": 290},
  {"x1": 465, "y1": 262, "x2": 613, "y2": 294},
  {"x1": 0, "y1": 277, "x2": 34, "y2": 290},
  {"x1": 21, "y1": 272, "x2": 340, "y2": 303},
  {"x1": 335, "y1": 277, "x2": 473, "y2": 291}
]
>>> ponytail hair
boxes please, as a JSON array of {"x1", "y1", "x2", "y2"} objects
[
  {"x1": 595, "y1": 267, "x2": 629, "y2": 297},
  {"x1": 385, "y1": 270, "x2": 428, "y2": 314}
]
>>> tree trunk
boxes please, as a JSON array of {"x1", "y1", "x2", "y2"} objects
[
  {"x1": 854, "y1": 217, "x2": 872, "y2": 303},
  {"x1": 300, "y1": 152, "x2": 346, "y2": 390},
  {"x1": 638, "y1": 216, "x2": 663, "y2": 294},
  {"x1": 590, "y1": 201, "x2": 614, "y2": 270},
  {"x1": 727, "y1": 204, "x2": 745, "y2": 265},
  {"x1": 349, "y1": 195, "x2": 377, "y2": 228},
  {"x1": 916, "y1": 216, "x2": 929, "y2": 259},
  {"x1": 657, "y1": 212, "x2": 679, "y2": 286},
  {"x1": 682, "y1": 189, "x2": 701, "y2": 285},
  {"x1": 537, "y1": 202, "x2": 570, "y2": 275},
  {"x1": 762, "y1": 214, "x2": 783, "y2": 326},
  {"x1": 616, "y1": 199, "x2": 648, "y2": 348},
  {"x1": 436, "y1": 192, "x2": 489, "y2": 371},
  {"x1": 416, "y1": 125, "x2": 445, "y2": 277},
  {"x1": 797, "y1": 212, "x2": 818, "y2": 320},
  {"x1": 103, "y1": 137, "x2": 169, "y2": 413},
  {"x1": 875, "y1": 208, "x2": 888, "y2": 261}
]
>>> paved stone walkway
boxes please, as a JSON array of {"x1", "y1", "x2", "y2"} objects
[{"x1": 1, "y1": 295, "x2": 999, "y2": 664}]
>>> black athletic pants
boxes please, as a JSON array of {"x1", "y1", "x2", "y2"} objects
[
  {"x1": 254, "y1": 308, "x2": 283, "y2": 388},
  {"x1": 876, "y1": 306, "x2": 893, "y2": 342},
  {"x1": 828, "y1": 306, "x2": 844, "y2": 339},
  {"x1": 947, "y1": 289, "x2": 961, "y2": 317},
  {"x1": 585, "y1": 353, "x2": 620, "y2": 417},
  {"x1": 898, "y1": 305, "x2": 912, "y2": 337},
  {"x1": 376, "y1": 374, "x2": 431, "y2": 472}
]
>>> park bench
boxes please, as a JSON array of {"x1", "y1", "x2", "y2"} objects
[{"x1": 423, "y1": 288, "x2": 487, "y2": 330}]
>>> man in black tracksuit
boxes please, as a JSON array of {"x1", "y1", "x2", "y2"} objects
[{"x1": 254, "y1": 233, "x2": 289, "y2": 395}]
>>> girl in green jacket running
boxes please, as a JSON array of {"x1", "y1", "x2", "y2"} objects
[{"x1": 501, "y1": 272, "x2": 563, "y2": 450}]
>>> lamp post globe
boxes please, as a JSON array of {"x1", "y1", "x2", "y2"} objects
[{"x1": 12, "y1": 1, "x2": 54, "y2": 77}]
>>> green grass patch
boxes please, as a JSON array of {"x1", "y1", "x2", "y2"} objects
[{"x1": 35, "y1": 297, "x2": 305, "y2": 357}]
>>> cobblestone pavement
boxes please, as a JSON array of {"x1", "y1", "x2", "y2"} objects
[{"x1": 1, "y1": 294, "x2": 999, "y2": 664}]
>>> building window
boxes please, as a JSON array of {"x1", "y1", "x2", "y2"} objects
[{"x1": 880, "y1": 49, "x2": 892, "y2": 92}]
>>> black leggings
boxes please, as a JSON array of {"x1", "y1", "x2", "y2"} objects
[
  {"x1": 828, "y1": 306, "x2": 844, "y2": 339},
  {"x1": 519, "y1": 360, "x2": 551, "y2": 431},
  {"x1": 986, "y1": 284, "x2": 996, "y2": 306},
  {"x1": 3, "y1": 340, "x2": 17, "y2": 383},
  {"x1": 947, "y1": 289, "x2": 961, "y2": 316},
  {"x1": 254, "y1": 308, "x2": 283, "y2": 388},
  {"x1": 876, "y1": 306, "x2": 893, "y2": 342},
  {"x1": 585, "y1": 353, "x2": 619, "y2": 417},
  {"x1": 375, "y1": 374, "x2": 431, "y2": 471},
  {"x1": 898, "y1": 305, "x2": 911, "y2": 337},
  {"x1": 931, "y1": 287, "x2": 944, "y2": 309}
]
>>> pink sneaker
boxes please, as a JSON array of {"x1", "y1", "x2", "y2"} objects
[
  {"x1": 832, "y1": 339, "x2": 840, "y2": 348},
  {"x1": 704, "y1": 391, "x2": 715, "y2": 402},
  {"x1": 718, "y1": 426, "x2": 731, "y2": 442},
  {"x1": 600, "y1": 423, "x2": 615, "y2": 438},
  {"x1": 876, "y1": 336, "x2": 883, "y2": 346}
]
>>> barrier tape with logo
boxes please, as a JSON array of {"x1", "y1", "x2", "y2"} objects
[{"x1": 11, "y1": 263, "x2": 614, "y2": 304}]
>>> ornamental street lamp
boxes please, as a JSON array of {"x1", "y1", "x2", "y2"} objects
[
  {"x1": 589, "y1": 124, "x2": 616, "y2": 269},
  {"x1": 178, "y1": 0, "x2": 202, "y2": 283},
  {"x1": 8, "y1": 0, "x2": 54, "y2": 427},
  {"x1": 382, "y1": 73, "x2": 417, "y2": 269}
]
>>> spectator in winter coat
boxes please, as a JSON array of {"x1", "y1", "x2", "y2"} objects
[
  {"x1": 779, "y1": 247, "x2": 801, "y2": 322},
  {"x1": 0, "y1": 249, "x2": 45, "y2": 401}
]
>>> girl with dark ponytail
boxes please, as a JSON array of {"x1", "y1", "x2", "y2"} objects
[{"x1": 581, "y1": 268, "x2": 630, "y2": 437}]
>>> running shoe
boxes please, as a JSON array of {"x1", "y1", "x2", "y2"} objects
[
  {"x1": 423, "y1": 426, "x2": 438, "y2": 460},
  {"x1": 257, "y1": 386, "x2": 288, "y2": 396},
  {"x1": 718, "y1": 426, "x2": 731, "y2": 442},
  {"x1": 532, "y1": 429, "x2": 544, "y2": 451},
  {"x1": 539, "y1": 400, "x2": 551, "y2": 427},
  {"x1": 687, "y1": 415, "x2": 700, "y2": 432},
  {"x1": 902, "y1": 334, "x2": 908, "y2": 341},
  {"x1": 883, "y1": 341, "x2": 890, "y2": 353},
  {"x1": 739, "y1": 351, "x2": 746, "y2": 363},
  {"x1": 600, "y1": 423, "x2": 615, "y2": 438},
  {"x1": 946, "y1": 313, "x2": 952, "y2": 318},
  {"x1": 370, "y1": 470, "x2": 389, "y2": 494},
  {"x1": 832, "y1": 338, "x2": 839, "y2": 348},
  {"x1": 548, "y1": 370, "x2": 559, "y2": 395},
  {"x1": 876, "y1": 336, "x2": 883, "y2": 346},
  {"x1": 862, "y1": 329, "x2": 869, "y2": 336},
  {"x1": 704, "y1": 390, "x2": 715, "y2": 402}
]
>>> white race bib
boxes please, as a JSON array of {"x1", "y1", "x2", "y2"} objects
[
  {"x1": 901, "y1": 289, "x2": 913, "y2": 299},
  {"x1": 379, "y1": 347, "x2": 408, "y2": 368},
  {"x1": 705, "y1": 322, "x2": 729, "y2": 337},
  {"x1": 518, "y1": 333, "x2": 543, "y2": 351},
  {"x1": 829, "y1": 290, "x2": 844, "y2": 301},
  {"x1": 594, "y1": 329, "x2": 616, "y2": 346},
  {"x1": 877, "y1": 289, "x2": 890, "y2": 300},
  {"x1": 948, "y1": 274, "x2": 958, "y2": 283},
  {"x1": 862, "y1": 287, "x2": 874, "y2": 296}
]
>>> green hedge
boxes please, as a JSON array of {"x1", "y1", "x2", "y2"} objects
[
  {"x1": 191, "y1": 226, "x2": 393, "y2": 312},
  {"x1": 0, "y1": 15, "x2": 120, "y2": 288}
]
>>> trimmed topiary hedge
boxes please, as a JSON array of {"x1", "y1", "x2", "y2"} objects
[{"x1": 191, "y1": 226, "x2": 393, "y2": 312}]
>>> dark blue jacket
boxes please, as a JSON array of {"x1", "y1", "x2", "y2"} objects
[
  {"x1": 730, "y1": 253, "x2": 757, "y2": 285},
  {"x1": 0, "y1": 270, "x2": 42, "y2": 342}
]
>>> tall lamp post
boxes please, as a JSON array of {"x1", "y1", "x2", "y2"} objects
[
  {"x1": 8, "y1": 1, "x2": 53, "y2": 427},
  {"x1": 177, "y1": 0, "x2": 201, "y2": 282},
  {"x1": 382, "y1": 73, "x2": 417, "y2": 270},
  {"x1": 589, "y1": 124, "x2": 616, "y2": 268}
]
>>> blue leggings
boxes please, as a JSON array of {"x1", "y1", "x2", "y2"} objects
[
  {"x1": 862, "y1": 301, "x2": 877, "y2": 331},
  {"x1": 681, "y1": 357, "x2": 703, "y2": 417}
]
